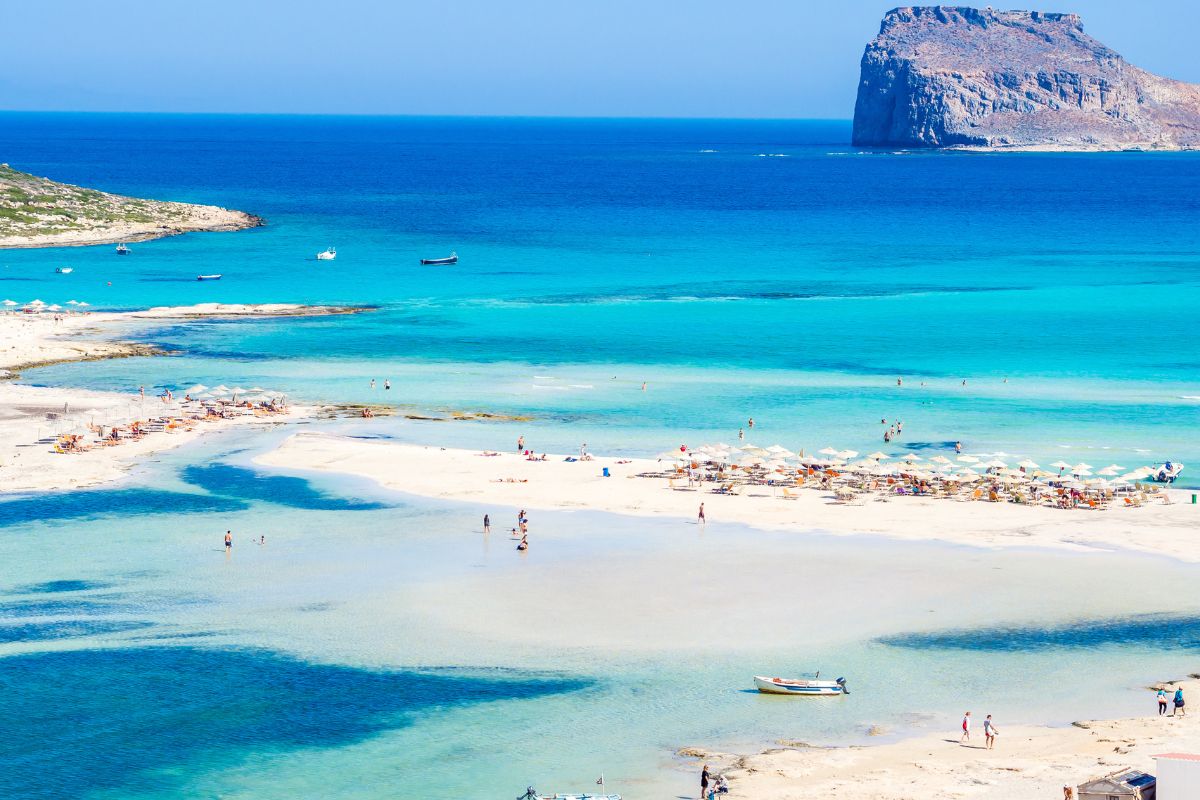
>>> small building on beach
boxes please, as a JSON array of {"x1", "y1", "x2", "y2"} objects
[
  {"x1": 1077, "y1": 767, "x2": 1156, "y2": 800},
  {"x1": 1153, "y1": 753, "x2": 1200, "y2": 799}
]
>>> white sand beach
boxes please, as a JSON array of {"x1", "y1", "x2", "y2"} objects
[
  {"x1": 0, "y1": 304, "x2": 358, "y2": 493},
  {"x1": 256, "y1": 433, "x2": 1197, "y2": 562},
  {"x1": 688, "y1": 683, "x2": 1200, "y2": 800}
]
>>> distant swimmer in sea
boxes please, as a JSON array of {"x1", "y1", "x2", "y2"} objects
[
  {"x1": 259, "y1": 535, "x2": 265, "y2": 545},
  {"x1": 370, "y1": 378, "x2": 375, "y2": 390},
  {"x1": 517, "y1": 533, "x2": 528, "y2": 551},
  {"x1": 897, "y1": 377, "x2": 903, "y2": 386},
  {"x1": 384, "y1": 379, "x2": 391, "y2": 390},
  {"x1": 697, "y1": 502, "x2": 706, "y2": 524},
  {"x1": 641, "y1": 382, "x2": 647, "y2": 391},
  {"x1": 747, "y1": 417, "x2": 754, "y2": 429},
  {"x1": 738, "y1": 428, "x2": 744, "y2": 440},
  {"x1": 962, "y1": 379, "x2": 967, "y2": 386},
  {"x1": 955, "y1": 441, "x2": 962, "y2": 453}
]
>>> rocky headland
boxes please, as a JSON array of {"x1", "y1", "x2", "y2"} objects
[
  {"x1": 853, "y1": 6, "x2": 1200, "y2": 150},
  {"x1": 0, "y1": 163, "x2": 261, "y2": 248}
]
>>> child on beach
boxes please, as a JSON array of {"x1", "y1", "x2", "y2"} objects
[
  {"x1": 960, "y1": 711, "x2": 971, "y2": 743},
  {"x1": 483, "y1": 514, "x2": 490, "y2": 534}
]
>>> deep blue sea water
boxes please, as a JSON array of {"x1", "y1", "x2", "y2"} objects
[{"x1": 3, "y1": 114, "x2": 1200, "y2": 798}]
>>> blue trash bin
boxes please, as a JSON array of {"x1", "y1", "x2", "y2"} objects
[{"x1": 602, "y1": 467, "x2": 610, "y2": 477}]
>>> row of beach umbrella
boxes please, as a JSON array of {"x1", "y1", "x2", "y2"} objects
[
  {"x1": 657, "y1": 443, "x2": 1158, "y2": 487},
  {"x1": 182, "y1": 384, "x2": 283, "y2": 403},
  {"x1": 3, "y1": 298, "x2": 90, "y2": 310}
]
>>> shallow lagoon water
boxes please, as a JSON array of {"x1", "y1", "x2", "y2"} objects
[{"x1": 4, "y1": 429, "x2": 1200, "y2": 798}]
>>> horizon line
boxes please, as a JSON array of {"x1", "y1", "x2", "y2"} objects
[{"x1": 0, "y1": 109, "x2": 854, "y2": 123}]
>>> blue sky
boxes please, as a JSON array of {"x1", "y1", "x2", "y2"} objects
[{"x1": 3, "y1": 1, "x2": 1198, "y2": 118}]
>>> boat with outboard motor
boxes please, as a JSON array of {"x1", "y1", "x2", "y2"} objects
[
  {"x1": 518, "y1": 789, "x2": 619, "y2": 800},
  {"x1": 196, "y1": 274, "x2": 223, "y2": 281},
  {"x1": 316, "y1": 247, "x2": 336, "y2": 261},
  {"x1": 55, "y1": 267, "x2": 73, "y2": 274},
  {"x1": 1147, "y1": 462, "x2": 1184, "y2": 483},
  {"x1": 753, "y1": 674, "x2": 848, "y2": 696},
  {"x1": 420, "y1": 251, "x2": 458, "y2": 265},
  {"x1": 116, "y1": 243, "x2": 130, "y2": 255}
]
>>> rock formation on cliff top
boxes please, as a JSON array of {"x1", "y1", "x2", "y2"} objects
[{"x1": 852, "y1": 6, "x2": 1200, "y2": 150}]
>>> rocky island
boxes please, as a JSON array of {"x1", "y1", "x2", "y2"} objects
[
  {"x1": 853, "y1": 6, "x2": 1200, "y2": 150},
  {"x1": 0, "y1": 163, "x2": 261, "y2": 248}
]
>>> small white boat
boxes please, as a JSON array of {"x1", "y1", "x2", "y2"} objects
[
  {"x1": 196, "y1": 274, "x2": 223, "y2": 281},
  {"x1": 421, "y1": 251, "x2": 458, "y2": 265},
  {"x1": 55, "y1": 267, "x2": 73, "y2": 274},
  {"x1": 519, "y1": 790, "x2": 619, "y2": 800},
  {"x1": 316, "y1": 248, "x2": 337, "y2": 261},
  {"x1": 1147, "y1": 462, "x2": 1184, "y2": 483},
  {"x1": 116, "y1": 243, "x2": 131, "y2": 255},
  {"x1": 754, "y1": 675, "x2": 848, "y2": 696}
]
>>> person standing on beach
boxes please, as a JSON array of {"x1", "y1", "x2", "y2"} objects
[
  {"x1": 1173, "y1": 687, "x2": 1186, "y2": 716},
  {"x1": 483, "y1": 514, "x2": 491, "y2": 534},
  {"x1": 517, "y1": 435, "x2": 524, "y2": 453},
  {"x1": 983, "y1": 714, "x2": 998, "y2": 749},
  {"x1": 697, "y1": 503, "x2": 706, "y2": 525},
  {"x1": 224, "y1": 531, "x2": 232, "y2": 551},
  {"x1": 700, "y1": 764, "x2": 710, "y2": 800},
  {"x1": 960, "y1": 711, "x2": 971, "y2": 743}
]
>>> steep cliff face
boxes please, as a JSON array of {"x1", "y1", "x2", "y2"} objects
[{"x1": 852, "y1": 6, "x2": 1200, "y2": 150}]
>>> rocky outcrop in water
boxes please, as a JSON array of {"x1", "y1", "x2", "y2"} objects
[{"x1": 852, "y1": 6, "x2": 1200, "y2": 150}]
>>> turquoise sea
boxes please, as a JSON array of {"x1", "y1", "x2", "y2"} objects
[{"x1": 3, "y1": 114, "x2": 1200, "y2": 798}]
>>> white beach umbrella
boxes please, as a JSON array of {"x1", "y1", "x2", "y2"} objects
[
  {"x1": 66, "y1": 300, "x2": 79, "y2": 305},
  {"x1": 1097, "y1": 467, "x2": 1120, "y2": 476},
  {"x1": 929, "y1": 455, "x2": 952, "y2": 465},
  {"x1": 866, "y1": 451, "x2": 889, "y2": 461},
  {"x1": 1103, "y1": 464, "x2": 1125, "y2": 472},
  {"x1": 765, "y1": 444, "x2": 791, "y2": 455},
  {"x1": 956, "y1": 455, "x2": 979, "y2": 463},
  {"x1": 1121, "y1": 470, "x2": 1149, "y2": 481},
  {"x1": 741, "y1": 446, "x2": 770, "y2": 457},
  {"x1": 195, "y1": 392, "x2": 216, "y2": 400},
  {"x1": 656, "y1": 451, "x2": 685, "y2": 461},
  {"x1": 1073, "y1": 468, "x2": 1093, "y2": 477},
  {"x1": 817, "y1": 447, "x2": 840, "y2": 456},
  {"x1": 1071, "y1": 462, "x2": 1093, "y2": 471},
  {"x1": 184, "y1": 384, "x2": 208, "y2": 394},
  {"x1": 897, "y1": 453, "x2": 922, "y2": 462},
  {"x1": 1049, "y1": 460, "x2": 1072, "y2": 469},
  {"x1": 1017, "y1": 459, "x2": 1039, "y2": 469},
  {"x1": 77, "y1": 301, "x2": 89, "y2": 306},
  {"x1": 211, "y1": 385, "x2": 230, "y2": 393},
  {"x1": 29, "y1": 299, "x2": 45, "y2": 306},
  {"x1": 2, "y1": 299, "x2": 17, "y2": 306},
  {"x1": 47, "y1": 304, "x2": 62, "y2": 311},
  {"x1": 836, "y1": 449, "x2": 859, "y2": 460}
]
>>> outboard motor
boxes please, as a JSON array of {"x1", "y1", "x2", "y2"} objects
[
  {"x1": 519, "y1": 787, "x2": 538, "y2": 800},
  {"x1": 836, "y1": 677, "x2": 849, "y2": 694}
]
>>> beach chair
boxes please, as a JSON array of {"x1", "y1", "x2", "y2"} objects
[{"x1": 781, "y1": 488, "x2": 798, "y2": 500}]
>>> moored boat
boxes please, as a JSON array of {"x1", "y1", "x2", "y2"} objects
[
  {"x1": 196, "y1": 274, "x2": 223, "y2": 281},
  {"x1": 753, "y1": 675, "x2": 848, "y2": 696},
  {"x1": 518, "y1": 789, "x2": 619, "y2": 800},
  {"x1": 316, "y1": 247, "x2": 336, "y2": 261},
  {"x1": 116, "y1": 243, "x2": 131, "y2": 255},
  {"x1": 420, "y1": 251, "x2": 458, "y2": 265},
  {"x1": 1147, "y1": 462, "x2": 1184, "y2": 483},
  {"x1": 55, "y1": 267, "x2": 73, "y2": 274}
]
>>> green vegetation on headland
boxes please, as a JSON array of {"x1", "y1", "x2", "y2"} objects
[{"x1": 0, "y1": 163, "x2": 262, "y2": 248}]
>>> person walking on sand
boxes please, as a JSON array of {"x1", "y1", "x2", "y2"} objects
[
  {"x1": 1158, "y1": 688, "x2": 1169, "y2": 715},
  {"x1": 699, "y1": 764, "x2": 710, "y2": 800},
  {"x1": 224, "y1": 531, "x2": 233, "y2": 551},
  {"x1": 960, "y1": 711, "x2": 971, "y2": 743},
  {"x1": 483, "y1": 514, "x2": 491, "y2": 534},
  {"x1": 698, "y1": 502, "x2": 706, "y2": 525},
  {"x1": 1173, "y1": 686, "x2": 1186, "y2": 716},
  {"x1": 983, "y1": 714, "x2": 998, "y2": 749}
]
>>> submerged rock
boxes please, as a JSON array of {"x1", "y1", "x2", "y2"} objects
[{"x1": 852, "y1": 6, "x2": 1200, "y2": 150}]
